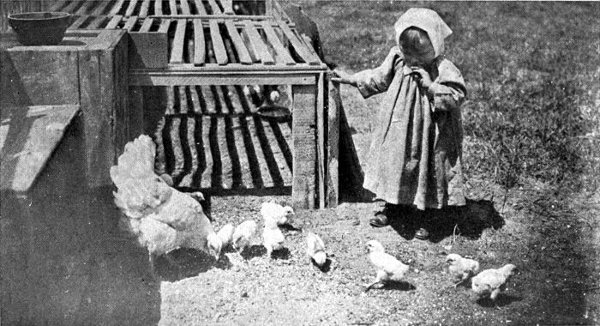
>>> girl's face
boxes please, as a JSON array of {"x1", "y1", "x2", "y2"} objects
[{"x1": 401, "y1": 42, "x2": 436, "y2": 68}]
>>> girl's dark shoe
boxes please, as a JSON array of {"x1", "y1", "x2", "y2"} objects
[
  {"x1": 369, "y1": 212, "x2": 390, "y2": 227},
  {"x1": 415, "y1": 227, "x2": 430, "y2": 240}
]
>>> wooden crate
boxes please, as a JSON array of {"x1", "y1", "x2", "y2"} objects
[{"x1": 1, "y1": 29, "x2": 130, "y2": 188}]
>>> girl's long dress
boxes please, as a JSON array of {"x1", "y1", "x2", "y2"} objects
[{"x1": 353, "y1": 47, "x2": 467, "y2": 210}]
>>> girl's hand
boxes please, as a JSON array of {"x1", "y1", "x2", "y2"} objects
[
  {"x1": 331, "y1": 69, "x2": 357, "y2": 86},
  {"x1": 410, "y1": 67, "x2": 433, "y2": 89}
]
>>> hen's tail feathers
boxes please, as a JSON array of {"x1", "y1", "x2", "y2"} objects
[{"x1": 110, "y1": 135, "x2": 172, "y2": 219}]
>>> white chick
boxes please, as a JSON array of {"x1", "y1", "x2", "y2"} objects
[
  {"x1": 471, "y1": 264, "x2": 518, "y2": 303},
  {"x1": 446, "y1": 253, "x2": 480, "y2": 287},
  {"x1": 306, "y1": 232, "x2": 326, "y2": 267},
  {"x1": 232, "y1": 220, "x2": 257, "y2": 254},
  {"x1": 365, "y1": 240, "x2": 409, "y2": 291},
  {"x1": 217, "y1": 223, "x2": 235, "y2": 248},
  {"x1": 260, "y1": 202, "x2": 294, "y2": 226},
  {"x1": 263, "y1": 222, "x2": 285, "y2": 258}
]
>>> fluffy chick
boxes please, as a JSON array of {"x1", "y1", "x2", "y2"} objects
[
  {"x1": 263, "y1": 222, "x2": 285, "y2": 258},
  {"x1": 471, "y1": 264, "x2": 518, "y2": 302},
  {"x1": 365, "y1": 240, "x2": 409, "y2": 291},
  {"x1": 260, "y1": 202, "x2": 294, "y2": 226},
  {"x1": 306, "y1": 232, "x2": 326, "y2": 267},
  {"x1": 217, "y1": 223, "x2": 235, "y2": 248},
  {"x1": 446, "y1": 253, "x2": 480, "y2": 287},
  {"x1": 232, "y1": 220, "x2": 257, "y2": 254}
]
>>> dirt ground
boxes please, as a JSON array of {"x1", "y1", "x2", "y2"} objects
[{"x1": 155, "y1": 84, "x2": 600, "y2": 326}]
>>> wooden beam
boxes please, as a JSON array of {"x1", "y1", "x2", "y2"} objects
[
  {"x1": 170, "y1": 19, "x2": 187, "y2": 63},
  {"x1": 149, "y1": 14, "x2": 272, "y2": 20},
  {"x1": 169, "y1": 0, "x2": 178, "y2": 15},
  {"x1": 109, "y1": 0, "x2": 127, "y2": 15},
  {"x1": 327, "y1": 78, "x2": 340, "y2": 207},
  {"x1": 207, "y1": 0, "x2": 221, "y2": 14},
  {"x1": 260, "y1": 20, "x2": 295, "y2": 65},
  {"x1": 125, "y1": 0, "x2": 139, "y2": 17},
  {"x1": 139, "y1": 17, "x2": 154, "y2": 32},
  {"x1": 243, "y1": 20, "x2": 274, "y2": 65},
  {"x1": 193, "y1": 0, "x2": 207, "y2": 15},
  {"x1": 278, "y1": 21, "x2": 321, "y2": 65},
  {"x1": 317, "y1": 72, "x2": 325, "y2": 208},
  {"x1": 180, "y1": 0, "x2": 191, "y2": 14},
  {"x1": 139, "y1": 0, "x2": 151, "y2": 17},
  {"x1": 192, "y1": 19, "x2": 206, "y2": 65},
  {"x1": 291, "y1": 84, "x2": 317, "y2": 209},
  {"x1": 154, "y1": 0, "x2": 163, "y2": 15},
  {"x1": 209, "y1": 20, "x2": 228, "y2": 65},
  {"x1": 224, "y1": 20, "x2": 252, "y2": 65}
]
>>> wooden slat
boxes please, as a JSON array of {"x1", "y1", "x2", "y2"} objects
[
  {"x1": 123, "y1": 16, "x2": 138, "y2": 30},
  {"x1": 170, "y1": 19, "x2": 187, "y2": 63},
  {"x1": 49, "y1": 0, "x2": 69, "y2": 12},
  {"x1": 189, "y1": 86, "x2": 203, "y2": 114},
  {"x1": 261, "y1": 21, "x2": 295, "y2": 65},
  {"x1": 139, "y1": 0, "x2": 151, "y2": 17},
  {"x1": 180, "y1": 0, "x2": 191, "y2": 14},
  {"x1": 68, "y1": 16, "x2": 89, "y2": 29},
  {"x1": 178, "y1": 86, "x2": 189, "y2": 114},
  {"x1": 217, "y1": 117, "x2": 233, "y2": 188},
  {"x1": 247, "y1": 117, "x2": 274, "y2": 188},
  {"x1": 192, "y1": 19, "x2": 206, "y2": 65},
  {"x1": 292, "y1": 84, "x2": 317, "y2": 209},
  {"x1": 109, "y1": 0, "x2": 127, "y2": 15},
  {"x1": 63, "y1": 0, "x2": 83, "y2": 14},
  {"x1": 168, "y1": 116, "x2": 184, "y2": 178},
  {"x1": 169, "y1": 0, "x2": 178, "y2": 15},
  {"x1": 224, "y1": 20, "x2": 252, "y2": 65},
  {"x1": 243, "y1": 21, "x2": 274, "y2": 65},
  {"x1": 230, "y1": 117, "x2": 253, "y2": 189},
  {"x1": 125, "y1": 0, "x2": 139, "y2": 17},
  {"x1": 87, "y1": 16, "x2": 107, "y2": 29},
  {"x1": 166, "y1": 86, "x2": 176, "y2": 114},
  {"x1": 193, "y1": 0, "x2": 207, "y2": 15},
  {"x1": 214, "y1": 86, "x2": 229, "y2": 115},
  {"x1": 202, "y1": 86, "x2": 218, "y2": 114},
  {"x1": 317, "y1": 73, "x2": 325, "y2": 208},
  {"x1": 209, "y1": 20, "x2": 228, "y2": 65},
  {"x1": 278, "y1": 21, "x2": 321, "y2": 65},
  {"x1": 220, "y1": 0, "x2": 233, "y2": 14},
  {"x1": 77, "y1": 0, "x2": 98, "y2": 15},
  {"x1": 158, "y1": 19, "x2": 171, "y2": 33},
  {"x1": 200, "y1": 116, "x2": 214, "y2": 189},
  {"x1": 91, "y1": 0, "x2": 112, "y2": 16},
  {"x1": 105, "y1": 15, "x2": 123, "y2": 29},
  {"x1": 179, "y1": 116, "x2": 198, "y2": 187},
  {"x1": 139, "y1": 18, "x2": 154, "y2": 32},
  {"x1": 207, "y1": 0, "x2": 221, "y2": 14},
  {"x1": 154, "y1": 0, "x2": 163, "y2": 15}
]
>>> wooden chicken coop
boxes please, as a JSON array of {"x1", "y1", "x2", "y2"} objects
[{"x1": 31, "y1": 0, "x2": 337, "y2": 209}]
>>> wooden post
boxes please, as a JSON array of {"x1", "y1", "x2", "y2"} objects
[
  {"x1": 327, "y1": 76, "x2": 340, "y2": 207},
  {"x1": 316, "y1": 72, "x2": 325, "y2": 208},
  {"x1": 291, "y1": 83, "x2": 317, "y2": 209}
]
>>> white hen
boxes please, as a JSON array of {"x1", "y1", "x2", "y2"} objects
[
  {"x1": 263, "y1": 222, "x2": 285, "y2": 258},
  {"x1": 217, "y1": 223, "x2": 235, "y2": 248},
  {"x1": 471, "y1": 264, "x2": 518, "y2": 302},
  {"x1": 110, "y1": 135, "x2": 222, "y2": 270},
  {"x1": 232, "y1": 220, "x2": 258, "y2": 254},
  {"x1": 260, "y1": 202, "x2": 294, "y2": 226},
  {"x1": 365, "y1": 240, "x2": 409, "y2": 291},
  {"x1": 446, "y1": 254, "x2": 480, "y2": 287},
  {"x1": 306, "y1": 232, "x2": 327, "y2": 267}
]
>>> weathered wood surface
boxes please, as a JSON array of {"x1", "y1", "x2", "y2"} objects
[
  {"x1": 291, "y1": 84, "x2": 317, "y2": 209},
  {"x1": 0, "y1": 105, "x2": 80, "y2": 192}
]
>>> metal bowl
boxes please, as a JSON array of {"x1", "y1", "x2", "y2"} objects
[
  {"x1": 256, "y1": 105, "x2": 292, "y2": 123},
  {"x1": 8, "y1": 12, "x2": 72, "y2": 46}
]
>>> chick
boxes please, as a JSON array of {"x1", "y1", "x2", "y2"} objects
[
  {"x1": 306, "y1": 232, "x2": 326, "y2": 267},
  {"x1": 471, "y1": 264, "x2": 518, "y2": 303},
  {"x1": 217, "y1": 223, "x2": 235, "y2": 248},
  {"x1": 446, "y1": 253, "x2": 480, "y2": 287},
  {"x1": 263, "y1": 222, "x2": 285, "y2": 258},
  {"x1": 232, "y1": 220, "x2": 257, "y2": 254},
  {"x1": 365, "y1": 240, "x2": 409, "y2": 291},
  {"x1": 260, "y1": 202, "x2": 294, "y2": 226}
]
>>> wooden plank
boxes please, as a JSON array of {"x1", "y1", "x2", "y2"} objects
[
  {"x1": 327, "y1": 78, "x2": 340, "y2": 207},
  {"x1": 139, "y1": 0, "x2": 151, "y2": 17},
  {"x1": 243, "y1": 21, "x2": 274, "y2": 65},
  {"x1": 77, "y1": 0, "x2": 98, "y2": 15},
  {"x1": 224, "y1": 20, "x2": 252, "y2": 65},
  {"x1": 214, "y1": 86, "x2": 229, "y2": 115},
  {"x1": 261, "y1": 21, "x2": 295, "y2": 65},
  {"x1": 158, "y1": 18, "x2": 171, "y2": 33},
  {"x1": 230, "y1": 117, "x2": 253, "y2": 189},
  {"x1": 125, "y1": 0, "x2": 139, "y2": 17},
  {"x1": 129, "y1": 74, "x2": 316, "y2": 87},
  {"x1": 291, "y1": 84, "x2": 317, "y2": 209},
  {"x1": 189, "y1": 86, "x2": 203, "y2": 114},
  {"x1": 200, "y1": 116, "x2": 214, "y2": 189},
  {"x1": 149, "y1": 14, "x2": 271, "y2": 20},
  {"x1": 155, "y1": 0, "x2": 163, "y2": 15},
  {"x1": 86, "y1": 16, "x2": 107, "y2": 29},
  {"x1": 0, "y1": 105, "x2": 80, "y2": 192},
  {"x1": 221, "y1": 0, "x2": 233, "y2": 14},
  {"x1": 178, "y1": 85, "x2": 189, "y2": 114},
  {"x1": 168, "y1": 116, "x2": 185, "y2": 180},
  {"x1": 209, "y1": 20, "x2": 228, "y2": 65},
  {"x1": 110, "y1": 0, "x2": 127, "y2": 15},
  {"x1": 193, "y1": 0, "x2": 207, "y2": 15},
  {"x1": 246, "y1": 117, "x2": 274, "y2": 188},
  {"x1": 165, "y1": 86, "x2": 176, "y2": 114},
  {"x1": 179, "y1": 116, "x2": 198, "y2": 187},
  {"x1": 68, "y1": 15, "x2": 89, "y2": 29},
  {"x1": 105, "y1": 15, "x2": 123, "y2": 29},
  {"x1": 278, "y1": 21, "x2": 321, "y2": 65},
  {"x1": 91, "y1": 0, "x2": 113, "y2": 15},
  {"x1": 169, "y1": 0, "x2": 178, "y2": 15},
  {"x1": 123, "y1": 16, "x2": 138, "y2": 30},
  {"x1": 170, "y1": 19, "x2": 187, "y2": 63},
  {"x1": 180, "y1": 0, "x2": 191, "y2": 14},
  {"x1": 139, "y1": 18, "x2": 154, "y2": 32},
  {"x1": 207, "y1": 0, "x2": 221, "y2": 14},
  {"x1": 63, "y1": 0, "x2": 84, "y2": 14},
  {"x1": 317, "y1": 72, "x2": 325, "y2": 208},
  {"x1": 217, "y1": 116, "x2": 233, "y2": 188},
  {"x1": 192, "y1": 19, "x2": 206, "y2": 65},
  {"x1": 201, "y1": 86, "x2": 218, "y2": 114},
  {"x1": 49, "y1": 0, "x2": 69, "y2": 11}
]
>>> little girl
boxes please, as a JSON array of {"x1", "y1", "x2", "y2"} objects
[{"x1": 333, "y1": 8, "x2": 467, "y2": 240}]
